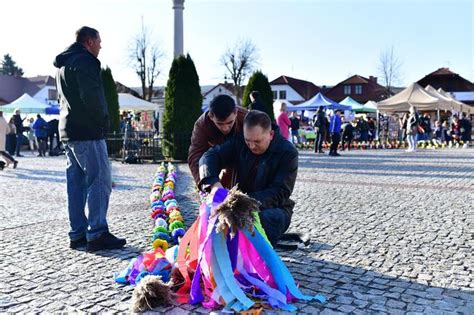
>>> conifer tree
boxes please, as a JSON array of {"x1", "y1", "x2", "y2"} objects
[
  {"x1": 162, "y1": 54, "x2": 202, "y2": 160},
  {"x1": 101, "y1": 66, "x2": 120, "y2": 133}
]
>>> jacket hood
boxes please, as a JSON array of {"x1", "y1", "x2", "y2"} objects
[{"x1": 53, "y1": 42, "x2": 89, "y2": 68}]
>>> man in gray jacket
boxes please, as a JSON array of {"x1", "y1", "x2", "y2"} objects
[{"x1": 54, "y1": 26, "x2": 126, "y2": 251}]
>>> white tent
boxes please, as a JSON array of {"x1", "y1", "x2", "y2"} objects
[
  {"x1": 118, "y1": 93, "x2": 158, "y2": 111},
  {"x1": 377, "y1": 82, "x2": 440, "y2": 112},
  {"x1": 424, "y1": 85, "x2": 462, "y2": 112},
  {"x1": 437, "y1": 88, "x2": 472, "y2": 114},
  {"x1": 0, "y1": 93, "x2": 50, "y2": 114},
  {"x1": 364, "y1": 101, "x2": 378, "y2": 111}
]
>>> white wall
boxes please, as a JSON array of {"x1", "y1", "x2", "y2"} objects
[
  {"x1": 33, "y1": 85, "x2": 58, "y2": 106},
  {"x1": 270, "y1": 85, "x2": 304, "y2": 102},
  {"x1": 202, "y1": 86, "x2": 237, "y2": 108}
]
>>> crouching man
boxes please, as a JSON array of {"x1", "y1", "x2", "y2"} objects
[{"x1": 199, "y1": 110, "x2": 298, "y2": 246}]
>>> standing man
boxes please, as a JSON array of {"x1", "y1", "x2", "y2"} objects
[
  {"x1": 289, "y1": 111, "x2": 300, "y2": 145},
  {"x1": 329, "y1": 110, "x2": 342, "y2": 156},
  {"x1": 12, "y1": 109, "x2": 25, "y2": 157},
  {"x1": 199, "y1": 110, "x2": 298, "y2": 246},
  {"x1": 313, "y1": 106, "x2": 327, "y2": 153},
  {"x1": 54, "y1": 26, "x2": 126, "y2": 251},
  {"x1": 248, "y1": 91, "x2": 266, "y2": 112},
  {"x1": 188, "y1": 94, "x2": 247, "y2": 188}
]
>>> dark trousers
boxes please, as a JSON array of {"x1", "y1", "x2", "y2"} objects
[
  {"x1": 330, "y1": 133, "x2": 341, "y2": 154},
  {"x1": 259, "y1": 208, "x2": 291, "y2": 246},
  {"x1": 37, "y1": 137, "x2": 47, "y2": 156},
  {"x1": 341, "y1": 134, "x2": 353, "y2": 150},
  {"x1": 314, "y1": 128, "x2": 325, "y2": 152},
  {"x1": 15, "y1": 133, "x2": 22, "y2": 155},
  {"x1": 6, "y1": 134, "x2": 16, "y2": 155},
  {"x1": 0, "y1": 151, "x2": 15, "y2": 164}
]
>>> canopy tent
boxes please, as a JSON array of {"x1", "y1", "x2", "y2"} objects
[
  {"x1": 340, "y1": 96, "x2": 365, "y2": 112},
  {"x1": 437, "y1": 88, "x2": 472, "y2": 114},
  {"x1": 118, "y1": 93, "x2": 158, "y2": 111},
  {"x1": 0, "y1": 93, "x2": 50, "y2": 114},
  {"x1": 424, "y1": 85, "x2": 462, "y2": 112},
  {"x1": 286, "y1": 93, "x2": 350, "y2": 112},
  {"x1": 377, "y1": 82, "x2": 440, "y2": 112},
  {"x1": 363, "y1": 101, "x2": 378, "y2": 113}
]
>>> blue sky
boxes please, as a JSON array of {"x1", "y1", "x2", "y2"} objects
[{"x1": 1, "y1": 0, "x2": 472, "y2": 88}]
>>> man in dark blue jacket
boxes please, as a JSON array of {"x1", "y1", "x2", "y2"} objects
[
  {"x1": 54, "y1": 26, "x2": 125, "y2": 251},
  {"x1": 329, "y1": 110, "x2": 342, "y2": 156},
  {"x1": 199, "y1": 110, "x2": 298, "y2": 246}
]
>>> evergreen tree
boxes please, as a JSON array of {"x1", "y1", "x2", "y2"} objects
[
  {"x1": 162, "y1": 54, "x2": 202, "y2": 160},
  {"x1": 101, "y1": 66, "x2": 120, "y2": 134},
  {"x1": 242, "y1": 70, "x2": 274, "y2": 120},
  {"x1": 1, "y1": 54, "x2": 24, "y2": 76}
]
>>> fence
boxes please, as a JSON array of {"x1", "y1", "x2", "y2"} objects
[{"x1": 105, "y1": 131, "x2": 192, "y2": 162}]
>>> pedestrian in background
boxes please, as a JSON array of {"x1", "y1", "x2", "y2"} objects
[
  {"x1": 313, "y1": 106, "x2": 327, "y2": 153},
  {"x1": 6, "y1": 117, "x2": 16, "y2": 156},
  {"x1": 27, "y1": 117, "x2": 38, "y2": 152},
  {"x1": 276, "y1": 102, "x2": 291, "y2": 141},
  {"x1": 12, "y1": 109, "x2": 25, "y2": 157},
  {"x1": 329, "y1": 110, "x2": 342, "y2": 156},
  {"x1": 0, "y1": 111, "x2": 18, "y2": 169},
  {"x1": 406, "y1": 106, "x2": 419, "y2": 152},
  {"x1": 248, "y1": 90, "x2": 266, "y2": 112},
  {"x1": 54, "y1": 26, "x2": 126, "y2": 251},
  {"x1": 33, "y1": 114, "x2": 48, "y2": 157},
  {"x1": 289, "y1": 111, "x2": 300, "y2": 145}
]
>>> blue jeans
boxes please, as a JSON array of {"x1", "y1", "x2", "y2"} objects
[
  {"x1": 259, "y1": 208, "x2": 291, "y2": 246},
  {"x1": 65, "y1": 140, "x2": 111, "y2": 241}
]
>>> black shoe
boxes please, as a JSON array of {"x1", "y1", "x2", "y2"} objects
[
  {"x1": 13, "y1": 161, "x2": 18, "y2": 169},
  {"x1": 86, "y1": 232, "x2": 126, "y2": 251},
  {"x1": 70, "y1": 236, "x2": 87, "y2": 249}
]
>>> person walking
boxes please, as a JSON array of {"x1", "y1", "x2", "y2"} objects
[
  {"x1": 27, "y1": 117, "x2": 38, "y2": 152},
  {"x1": 406, "y1": 106, "x2": 419, "y2": 152},
  {"x1": 12, "y1": 109, "x2": 25, "y2": 157},
  {"x1": 313, "y1": 106, "x2": 327, "y2": 153},
  {"x1": 329, "y1": 110, "x2": 342, "y2": 156},
  {"x1": 276, "y1": 102, "x2": 291, "y2": 141},
  {"x1": 6, "y1": 118, "x2": 17, "y2": 156},
  {"x1": 0, "y1": 111, "x2": 18, "y2": 169},
  {"x1": 54, "y1": 26, "x2": 126, "y2": 251},
  {"x1": 33, "y1": 114, "x2": 48, "y2": 157}
]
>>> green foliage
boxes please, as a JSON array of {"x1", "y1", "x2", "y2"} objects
[
  {"x1": 162, "y1": 54, "x2": 202, "y2": 160},
  {"x1": 1, "y1": 54, "x2": 24, "y2": 76},
  {"x1": 101, "y1": 66, "x2": 120, "y2": 134},
  {"x1": 242, "y1": 70, "x2": 275, "y2": 120}
]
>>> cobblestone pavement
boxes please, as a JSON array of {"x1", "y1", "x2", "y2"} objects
[{"x1": 1, "y1": 148, "x2": 473, "y2": 314}]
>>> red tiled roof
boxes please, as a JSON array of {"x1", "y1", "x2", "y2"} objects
[{"x1": 270, "y1": 75, "x2": 320, "y2": 100}]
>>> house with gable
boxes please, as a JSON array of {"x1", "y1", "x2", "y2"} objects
[
  {"x1": 325, "y1": 75, "x2": 389, "y2": 103},
  {"x1": 417, "y1": 67, "x2": 474, "y2": 106},
  {"x1": 270, "y1": 75, "x2": 320, "y2": 105},
  {"x1": 0, "y1": 74, "x2": 58, "y2": 106}
]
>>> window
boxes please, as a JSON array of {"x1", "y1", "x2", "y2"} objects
[
  {"x1": 48, "y1": 89, "x2": 57, "y2": 100},
  {"x1": 344, "y1": 85, "x2": 351, "y2": 95},
  {"x1": 279, "y1": 90, "x2": 287, "y2": 99},
  {"x1": 272, "y1": 90, "x2": 277, "y2": 100},
  {"x1": 355, "y1": 85, "x2": 362, "y2": 94}
]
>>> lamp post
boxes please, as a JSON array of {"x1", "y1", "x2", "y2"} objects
[{"x1": 172, "y1": 0, "x2": 185, "y2": 58}]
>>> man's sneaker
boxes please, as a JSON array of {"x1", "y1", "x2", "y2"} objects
[
  {"x1": 70, "y1": 236, "x2": 87, "y2": 249},
  {"x1": 86, "y1": 232, "x2": 126, "y2": 251}
]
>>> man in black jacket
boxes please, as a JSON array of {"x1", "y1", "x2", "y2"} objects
[
  {"x1": 54, "y1": 26, "x2": 126, "y2": 251},
  {"x1": 313, "y1": 106, "x2": 327, "y2": 153},
  {"x1": 199, "y1": 110, "x2": 298, "y2": 246}
]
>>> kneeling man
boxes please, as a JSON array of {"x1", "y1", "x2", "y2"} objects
[{"x1": 199, "y1": 110, "x2": 298, "y2": 246}]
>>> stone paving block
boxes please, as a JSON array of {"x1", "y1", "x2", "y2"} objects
[{"x1": 1, "y1": 150, "x2": 473, "y2": 313}]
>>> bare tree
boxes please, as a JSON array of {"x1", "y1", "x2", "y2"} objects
[
  {"x1": 129, "y1": 18, "x2": 164, "y2": 101},
  {"x1": 221, "y1": 39, "x2": 259, "y2": 105},
  {"x1": 378, "y1": 46, "x2": 402, "y2": 98}
]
